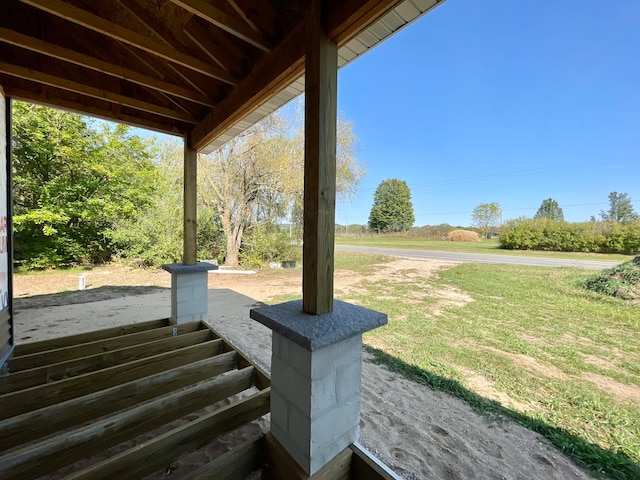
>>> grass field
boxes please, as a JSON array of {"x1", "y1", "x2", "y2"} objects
[
  {"x1": 335, "y1": 236, "x2": 635, "y2": 262},
  {"x1": 332, "y1": 253, "x2": 640, "y2": 480}
]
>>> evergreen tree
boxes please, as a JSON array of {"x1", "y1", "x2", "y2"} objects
[
  {"x1": 535, "y1": 198, "x2": 564, "y2": 222},
  {"x1": 368, "y1": 179, "x2": 415, "y2": 233}
]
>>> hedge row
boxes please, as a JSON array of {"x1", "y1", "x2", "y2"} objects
[{"x1": 499, "y1": 218, "x2": 640, "y2": 255}]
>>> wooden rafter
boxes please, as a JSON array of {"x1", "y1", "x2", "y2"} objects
[
  {"x1": 190, "y1": 21, "x2": 306, "y2": 150},
  {"x1": 184, "y1": 16, "x2": 247, "y2": 75},
  {"x1": 0, "y1": 28, "x2": 215, "y2": 107},
  {"x1": 228, "y1": 0, "x2": 279, "y2": 38},
  {"x1": 0, "y1": 0, "x2": 443, "y2": 152},
  {"x1": 0, "y1": 61, "x2": 195, "y2": 123},
  {"x1": 168, "y1": 0, "x2": 272, "y2": 52},
  {"x1": 21, "y1": 0, "x2": 237, "y2": 85},
  {"x1": 4, "y1": 85, "x2": 188, "y2": 135},
  {"x1": 190, "y1": 0, "x2": 407, "y2": 150}
]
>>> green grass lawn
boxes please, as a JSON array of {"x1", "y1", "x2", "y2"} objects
[
  {"x1": 332, "y1": 253, "x2": 640, "y2": 480},
  {"x1": 335, "y1": 236, "x2": 635, "y2": 262}
]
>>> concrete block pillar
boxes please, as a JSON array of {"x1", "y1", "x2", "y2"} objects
[
  {"x1": 162, "y1": 262, "x2": 217, "y2": 324},
  {"x1": 251, "y1": 299, "x2": 387, "y2": 475}
]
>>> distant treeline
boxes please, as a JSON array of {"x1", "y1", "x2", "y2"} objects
[{"x1": 499, "y1": 218, "x2": 640, "y2": 255}]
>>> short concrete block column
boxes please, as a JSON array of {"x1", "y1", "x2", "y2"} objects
[
  {"x1": 251, "y1": 300, "x2": 387, "y2": 475},
  {"x1": 162, "y1": 262, "x2": 217, "y2": 324}
]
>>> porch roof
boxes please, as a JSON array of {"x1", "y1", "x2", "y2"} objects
[{"x1": 0, "y1": 0, "x2": 444, "y2": 152}]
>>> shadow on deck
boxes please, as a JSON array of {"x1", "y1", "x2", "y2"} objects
[{"x1": 0, "y1": 318, "x2": 399, "y2": 479}]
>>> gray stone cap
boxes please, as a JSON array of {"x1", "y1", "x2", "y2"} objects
[
  {"x1": 250, "y1": 299, "x2": 387, "y2": 351},
  {"x1": 161, "y1": 261, "x2": 218, "y2": 273}
]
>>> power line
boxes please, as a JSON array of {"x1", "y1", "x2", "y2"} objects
[
  {"x1": 336, "y1": 200, "x2": 640, "y2": 222},
  {"x1": 354, "y1": 152, "x2": 640, "y2": 193}
]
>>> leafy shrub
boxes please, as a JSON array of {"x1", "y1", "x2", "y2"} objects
[
  {"x1": 499, "y1": 218, "x2": 640, "y2": 255},
  {"x1": 239, "y1": 224, "x2": 300, "y2": 268},
  {"x1": 112, "y1": 201, "x2": 225, "y2": 268},
  {"x1": 583, "y1": 256, "x2": 640, "y2": 300},
  {"x1": 447, "y1": 229, "x2": 480, "y2": 242}
]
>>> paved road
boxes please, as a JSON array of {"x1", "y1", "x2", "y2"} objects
[{"x1": 336, "y1": 245, "x2": 622, "y2": 270}]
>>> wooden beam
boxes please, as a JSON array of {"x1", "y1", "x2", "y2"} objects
[
  {"x1": 64, "y1": 388, "x2": 271, "y2": 480},
  {"x1": 349, "y1": 443, "x2": 402, "y2": 480},
  {"x1": 190, "y1": 0, "x2": 405, "y2": 151},
  {"x1": 3, "y1": 329, "x2": 213, "y2": 392},
  {"x1": 3, "y1": 85, "x2": 187, "y2": 136},
  {"x1": 0, "y1": 351, "x2": 237, "y2": 450},
  {"x1": 168, "y1": 0, "x2": 271, "y2": 52},
  {"x1": 183, "y1": 138, "x2": 198, "y2": 265},
  {"x1": 327, "y1": 0, "x2": 405, "y2": 46},
  {"x1": 0, "y1": 367, "x2": 255, "y2": 479},
  {"x1": 0, "y1": 339, "x2": 222, "y2": 419},
  {"x1": 116, "y1": 0, "x2": 230, "y2": 96},
  {"x1": 117, "y1": 42, "x2": 213, "y2": 99},
  {"x1": 12, "y1": 318, "x2": 169, "y2": 356},
  {"x1": 0, "y1": 28, "x2": 215, "y2": 107},
  {"x1": 0, "y1": 61, "x2": 196, "y2": 123},
  {"x1": 262, "y1": 434, "x2": 352, "y2": 480},
  {"x1": 184, "y1": 17, "x2": 246, "y2": 75},
  {"x1": 228, "y1": 0, "x2": 279, "y2": 38},
  {"x1": 21, "y1": 0, "x2": 236, "y2": 85},
  {"x1": 201, "y1": 323, "x2": 271, "y2": 391},
  {"x1": 183, "y1": 434, "x2": 264, "y2": 480},
  {"x1": 190, "y1": 21, "x2": 305, "y2": 150},
  {"x1": 302, "y1": 0, "x2": 338, "y2": 315},
  {"x1": 6, "y1": 321, "x2": 202, "y2": 372}
]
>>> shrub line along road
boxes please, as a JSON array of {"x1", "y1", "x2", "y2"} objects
[{"x1": 335, "y1": 245, "x2": 622, "y2": 270}]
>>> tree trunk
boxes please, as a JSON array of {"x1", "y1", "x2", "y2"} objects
[
  {"x1": 220, "y1": 209, "x2": 245, "y2": 267},
  {"x1": 225, "y1": 239, "x2": 239, "y2": 266}
]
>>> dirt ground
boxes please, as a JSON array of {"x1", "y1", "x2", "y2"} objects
[{"x1": 12, "y1": 261, "x2": 596, "y2": 480}]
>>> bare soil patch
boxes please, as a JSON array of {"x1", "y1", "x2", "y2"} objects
[
  {"x1": 582, "y1": 373, "x2": 640, "y2": 404},
  {"x1": 484, "y1": 346, "x2": 568, "y2": 381}
]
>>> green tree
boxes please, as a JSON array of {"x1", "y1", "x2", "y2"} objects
[
  {"x1": 12, "y1": 102, "x2": 157, "y2": 268},
  {"x1": 368, "y1": 179, "x2": 415, "y2": 233},
  {"x1": 471, "y1": 202, "x2": 502, "y2": 239},
  {"x1": 600, "y1": 191, "x2": 639, "y2": 223},
  {"x1": 111, "y1": 139, "x2": 224, "y2": 267},
  {"x1": 535, "y1": 198, "x2": 564, "y2": 222},
  {"x1": 200, "y1": 109, "x2": 363, "y2": 266}
]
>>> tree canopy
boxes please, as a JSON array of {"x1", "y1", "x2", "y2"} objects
[
  {"x1": 12, "y1": 102, "x2": 157, "y2": 268},
  {"x1": 199, "y1": 107, "x2": 364, "y2": 266},
  {"x1": 471, "y1": 202, "x2": 502, "y2": 239},
  {"x1": 535, "y1": 198, "x2": 564, "y2": 222},
  {"x1": 368, "y1": 179, "x2": 415, "y2": 233},
  {"x1": 600, "y1": 191, "x2": 639, "y2": 223}
]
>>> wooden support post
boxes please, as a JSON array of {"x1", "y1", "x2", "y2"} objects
[
  {"x1": 183, "y1": 135, "x2": 197, "y2": 265},
  {"x1": 303, "y1": 0, "x2": 338, "y2": 315}
]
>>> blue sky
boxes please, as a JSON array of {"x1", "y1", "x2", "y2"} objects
[{"x1": 335, "y1": 0, "x2": 640, "y2": 226}]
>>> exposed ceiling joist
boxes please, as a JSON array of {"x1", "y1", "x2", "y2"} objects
[
  {"x1": 168, "y1": 0, "x2": 272, "y2": 52},
  {"x1": 0, "y1": 61, "x2": 195, "y2": 123},
  {"x1": 227, "y1": 0, "x2": 279, "y2": 39},
  {"x1": 0, "y1": 27, "x2": 215, "y2": 108},
  {"x1": 184, "y1": 17, "x2": 246, "y2": 75},
  {"x1": 6, "y1": 84, "x2": 186, "y2": 134},
  {"x1": 2, "y1": 0, "x2": 445, "y2": 145},
  {"x1": 192, "y1": 0, "x2": 409, "y2": 150},
  {"x1": 21, "y1": 0, "x2": 237, "y2": 85},
  {"x1": 190, "y1": 22, "x2": 305, "y2": 150}
]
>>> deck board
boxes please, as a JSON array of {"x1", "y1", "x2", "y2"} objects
[{"x1": 0, "y1": 319, "x2": 271, "y2": 480}]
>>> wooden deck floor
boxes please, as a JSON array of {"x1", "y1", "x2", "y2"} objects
[{"x1": 0, "y1": 318, "x2": 270, "y2": 479}]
